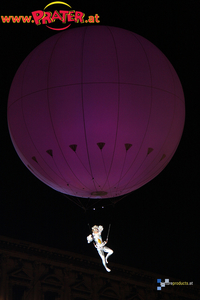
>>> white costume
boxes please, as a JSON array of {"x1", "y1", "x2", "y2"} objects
[{"x1": 87, "y1": 225, "x2": 113, "y2": 272}]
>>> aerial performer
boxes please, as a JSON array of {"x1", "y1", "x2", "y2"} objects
[{"x1": 87, "y1": 225, "x2": 113, "y2": 272}]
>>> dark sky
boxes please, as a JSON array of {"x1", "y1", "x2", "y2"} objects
[{"x1": 1, "y1": 0, "x2": 200, "y2": 286}]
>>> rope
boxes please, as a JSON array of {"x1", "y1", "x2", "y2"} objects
[{"x1": 106, "y1": 224, "x2": 111, "y2": 241}]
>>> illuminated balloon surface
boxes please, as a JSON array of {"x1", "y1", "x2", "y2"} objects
[{"x1": 8, "y1": 26, "x2": 185, "y2": 200}]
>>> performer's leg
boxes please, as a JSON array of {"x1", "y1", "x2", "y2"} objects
[
  {"x1": 103, "y1": 246, "x2": 113, "y2": 263},
  {"x1": 97, "y1": 249, "x2": 111, "y2": 272}
]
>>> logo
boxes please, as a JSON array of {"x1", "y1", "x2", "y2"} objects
[
  {"x1": 1, "y1": 1, "x2": 100, "y2": 30},
  {"x1": 157, "y1": 279, "x2": 193, "y2": 291}
]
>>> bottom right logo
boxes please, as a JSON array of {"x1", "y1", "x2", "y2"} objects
[{"x1": 157, "y1": 279, "x2": 193, "y2": 290}]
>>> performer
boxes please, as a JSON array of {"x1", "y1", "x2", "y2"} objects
[{"x1": 87, "y1": 225, "x2": 113, "y2": 272}]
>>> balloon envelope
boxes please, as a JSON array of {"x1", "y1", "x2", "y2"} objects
[{"x1": 7, "y1": 26, "x2": 185, "y2": 200}]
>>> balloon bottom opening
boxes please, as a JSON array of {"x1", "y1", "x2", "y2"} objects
[{"x1": 91, "y1": 191, "x2": 108, "y2": 196}]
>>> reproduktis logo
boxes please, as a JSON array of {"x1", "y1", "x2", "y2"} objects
[{"x1": 1, "y1": 1, "x2": 100, "y2": 31}]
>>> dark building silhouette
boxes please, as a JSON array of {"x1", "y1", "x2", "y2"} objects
[{"x1": 0, "y1": 235, "x2": 199, "y2": 300}]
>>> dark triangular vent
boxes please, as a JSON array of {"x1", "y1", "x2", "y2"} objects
[
  {"x1": 69, "y1": 144, "x2": 77, "y2": 152},
  {"x1": 97, "y1": 142, "x2": 105, "y2": 150},
  {"x1": 125, "y1": 143, "x2": 132, "y2": 151},
  {"x1": 32, "y1": 156, "x2": 38, "y2": 163},
  {"x1": 46, "y1": 149, "x2": 53, "y2": 157},
  {"x1": 147, "y1": 147, "x2": 154, "y2": 155},
  {"x1": 160, "y1": 154, "x2": 166, "y2": 161}
]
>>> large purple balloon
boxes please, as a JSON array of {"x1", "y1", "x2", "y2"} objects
[{"x1": 7, "y1": 26, "x2": 185, "y2": 200}]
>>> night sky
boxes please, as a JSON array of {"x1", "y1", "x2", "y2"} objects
[{"x1": 1, "y1": 0, "x2": 200, "y2": 287}]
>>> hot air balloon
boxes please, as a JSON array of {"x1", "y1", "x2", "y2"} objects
[{"x1": 7, "y1": 26, "x2": 185, "y2": 210}]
